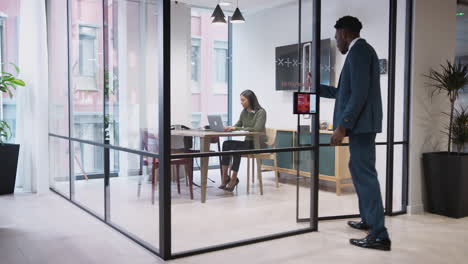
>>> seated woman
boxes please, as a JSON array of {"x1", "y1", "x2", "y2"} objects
[{"x1": 220, "y1": 90, "x2": 267, "y2": 192}]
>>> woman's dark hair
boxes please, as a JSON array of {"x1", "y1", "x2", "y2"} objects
[{"x1": 241, "y1": 90, "x2": 263, "y2": 111}]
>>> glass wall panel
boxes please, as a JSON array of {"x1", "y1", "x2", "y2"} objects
[
  {"x1": 69, "y1": 0, "x2": 105, "y2": 182},
  {"x1": 392, "y1": 0, "x2": 410, "y2": 212},
  {"x1": 394, "y1": 0, "x2": 409, "y2": 143},
  {"x1": 189, "y1": 8, "x2": 229, "y2": 170},
  {"x1": 47, "y1": 0, "x2": 69, "y2": 137},
  {"x1": 393, "y1": 144, "x2": 404, "y2": 212},
  {"x1": 170, "y1": 0, "x2": 316, "y2": 253},
  {"x1": 45, "y1": 0, "x2": 411, "y2": 257},
  {"x1": 171, "y1": 150, "x2": 312, "y2": 252},
  {"x1": 107, "y1": 0, "x2": 160, "y2": 152},
  {"x1": 109, "y1": 149, "x2": 159, "y2": 250},
  {"x1": 49, "y1": 137, "x2": 70, "y2": 197},
  {"x1": 317, "y1": 0, "x2": 390, "y2": 217},
  {"x1": 455, "y1": 3, "x2": 468, "y2": 154},
  {"x1": 0, "y1": 0, "x2": 19, "y2": 143},
  {"x1": 47, "y1": 0, "x2": 162, "y2": 254},
  {"x1": 105, "y1": 0, "x2": 161, "y2": 251},
  {"x1": 72, "y1": 141, "x2": 105, "y2": 218}
]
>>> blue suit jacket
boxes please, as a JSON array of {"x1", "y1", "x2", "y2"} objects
[{"x1": 320, "y1": 39, "x2": 383, "y2": 134}]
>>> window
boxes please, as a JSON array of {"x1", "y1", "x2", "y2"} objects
[
  {"x1": 213, "y1": 40, "x2": 228, "y2": 94},
  {"x1": 0, "y1": 20, "x2": 3, "y2": 64},
  {"x1": 79, "y1": 25, "x2": 97, "y2": 77},
  {"x1": 191, "y1": 112, "x2": 202, "y2": 129},
  {"x1": 78, "y1": 25, "x2": 98, "y2": 90},
  {"x1": 191, "y1": 37, "x2": 201, "y2": 93},
  {"x1": 213, "y1": 40, "x2": 228, "y2": 83}
]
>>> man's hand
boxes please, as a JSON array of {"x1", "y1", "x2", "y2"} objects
[
  {"x1": 331, "y1": 126, "x2": 346, "y2": 146},
  {"x1": 224, "y1": 126, "x2": 236, "y2": 132}
]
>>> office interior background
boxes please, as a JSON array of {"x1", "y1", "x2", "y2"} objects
[{"x1": 0, "y1": 0, "x2": 467, "y2": 262}]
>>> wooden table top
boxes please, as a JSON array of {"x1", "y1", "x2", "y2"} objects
[{"x1": 171, "y1": 129, "x2": 263, "y2": 137}]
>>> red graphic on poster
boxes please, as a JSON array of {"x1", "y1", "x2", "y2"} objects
[{"x1": 297, "y1": 93, "x2": 310, "y2": 114}]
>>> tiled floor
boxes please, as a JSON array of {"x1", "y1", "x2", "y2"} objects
[{"x1": 1, "y1": 191, "x2": 468, "y2": 264}]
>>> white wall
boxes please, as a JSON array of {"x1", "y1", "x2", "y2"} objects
[
  {"x1": 171, "y1": 2, "x2": 192, "y2": 126},
  {"x1": 232, "y1": 0, "x2": 401, "y2": 207},
  {"x1": 232, "y1": 0, "x2": 457, "y2": 214},
  {"x1": 408, "y1": 0, "x2": 457, "y2": 214},
  {"x1": 232, "y1": 0, "x2": 392, "y2": 144}
]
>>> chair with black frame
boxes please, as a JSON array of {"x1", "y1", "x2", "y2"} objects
[{"x1": 138, "y1": 130, "x2": 194, "y2": 202}]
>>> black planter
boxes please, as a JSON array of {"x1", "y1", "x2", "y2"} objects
[
  {"x1": 0, "y1": 144, "x2": 20, "y2": 195},
  {"x1": 423, "y1": 152, "x2": 468, "y2": 218}
]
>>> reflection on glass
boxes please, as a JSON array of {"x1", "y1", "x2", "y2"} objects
[
  {"x1": 49, "y1": 137, "x2": 70, "y2": 197},
  {"x1": 109, "y1": 150, "x2": 159, "y2": 250},
  {"x1": 171, "y1": 1, "x2": 318, "y2": 252},
  {"x1": 0, "y1": 0, "x2": 20, "y2": 143},
  {"x1": 394, "y1": 0, "x2": 410, "y2": 142},
  {"x1": 315, "y1": 0, "x2": 390, "y2": 219},
  {"x1": 393, "y1": 144, "x2": 404, "y2": 212},
  {"x1": 69, "y1": 0, "x2": 105, "y2": 187},
  {"x1": 72, "y1": 141, "x2": 105, "y2": 217},
  {"x1": 171, "y1": 150, "x2": 311, "y2": 252},
  {"x1": 47, "y1": 0, "x2": 70, "y2": 137}
]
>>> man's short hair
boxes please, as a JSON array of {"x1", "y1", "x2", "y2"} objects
[{"x1": 334, "y1": 16, "x2": 362, "y2": 34}]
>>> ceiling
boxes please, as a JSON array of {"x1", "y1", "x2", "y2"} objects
[
  {"x1": 177, "y1": 0, "x2": 297, "y2": 13},
  {"x1": 176, "y1": 0, "x2": 468, "y2": 56}
]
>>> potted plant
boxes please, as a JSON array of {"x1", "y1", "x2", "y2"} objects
[
  {"x1": 423, "y1": 61, "x2": 468, "y2": 218},
  {"x1": 0, "y1": 63, "x2": 25, "y2": 195}
]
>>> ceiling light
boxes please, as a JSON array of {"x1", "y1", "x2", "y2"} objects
[
  {"x1": 231, "y1": 0, "x2": 245, "y2": 24},
  {"x1": 211, "y1": 3, "x2": 226, "y2": 24}
]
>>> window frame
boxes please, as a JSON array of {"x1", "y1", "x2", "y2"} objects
[
  {"x1": 77, "y1": 23, "x2": 99, "y2": 91},
  {"x1": 191, "y1": 36, "x2": 201, "y2": 94},
  {"x1": 212, "y1": 40, "x2": 229, "y2": 95}
]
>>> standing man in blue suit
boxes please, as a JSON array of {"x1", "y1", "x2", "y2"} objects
[{"x1": 319, "y1": 16, "x2": 391, "y2": 251}]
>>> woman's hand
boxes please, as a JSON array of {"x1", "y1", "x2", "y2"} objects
[{"x1": 224, "y1": 126, "x2": 236, "y2": 132}]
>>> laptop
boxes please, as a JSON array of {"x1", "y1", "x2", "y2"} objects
[{"x1": 207, "y1": 115, "x2": 225, "y2": 132}]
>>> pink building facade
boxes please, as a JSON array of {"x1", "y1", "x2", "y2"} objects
[
  {"x1": 190, "y1": 10, "x2": 229, "y2": 128},
  {"x1": 4, "y1": 1, "x2": 229, "y2": 175}
]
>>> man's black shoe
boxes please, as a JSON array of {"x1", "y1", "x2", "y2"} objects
[
  {"x1": 350, "y1": 235, "x2": 391, "y2": 251},
  {"x1": 347, "y1": 220, "x2": 371, "y2": 231}
]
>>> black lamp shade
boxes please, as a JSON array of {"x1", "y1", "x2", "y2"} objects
[
  {"x1": 213, "y1": 15, "x2": 227, "y2": 24},
  {"x1": 211, "y1": 4, "x2": 226, "y2": 24},
  {"x1": 231, "y1": 7, "x2": 245, "y2": 23}
]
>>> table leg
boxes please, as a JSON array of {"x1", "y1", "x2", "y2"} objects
[
  {"x1": 200, "y1": 136, "x2": 211, "y2": 203},
  {"x1": 254, "y1": 136, "x2": 263, "y2": 195}
]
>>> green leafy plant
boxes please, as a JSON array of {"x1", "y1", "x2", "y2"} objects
[
  {"x1": 0, "y1": 63, "x2": 25, "y2": 144},
  {"x1": 425, "y1": 61, "x2": 468, "y2": 153},
  {"x1": 0, "y1": 121, "x2": 12, "y2": 143},
  {"x1": 450, "y1": 107, "x2": 468, "y2": 154}
]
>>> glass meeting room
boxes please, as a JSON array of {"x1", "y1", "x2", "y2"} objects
[{"x1": 47, "y1": 0, "x2": 410, "y2": 259}]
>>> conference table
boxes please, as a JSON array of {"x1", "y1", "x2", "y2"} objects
[{"x1": 171, "y1": 129, "x2": 264, "y2": 203}]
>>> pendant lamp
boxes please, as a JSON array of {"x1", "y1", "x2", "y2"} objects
[
  {"x1": 231, "y1": 0, "x2": 245, "y2": 23},
  {"x1": 211, "y1": 1, "x2": 227, "y2": 24}
]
